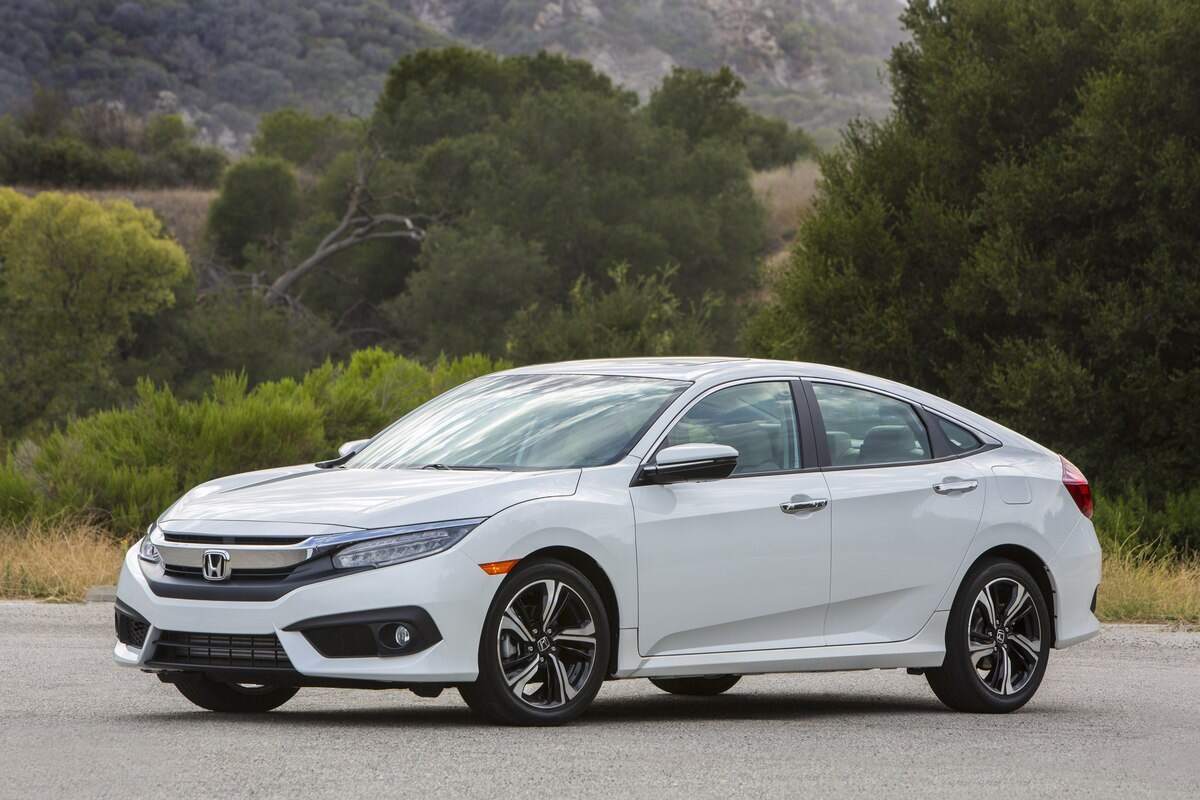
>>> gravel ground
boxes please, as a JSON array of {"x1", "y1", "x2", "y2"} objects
[{"x1": 1, "y1": 602, "x2": 1197, "y2": 799}]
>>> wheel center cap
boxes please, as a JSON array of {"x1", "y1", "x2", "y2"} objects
[
  {"x1": 995, "y1": 629, "x2": 1008, "y2": 644},
  {"x1": 536, "y1": 636, "x2": 552, "y2": 653}
]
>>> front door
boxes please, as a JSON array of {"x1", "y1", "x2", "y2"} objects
[{"x1": 632, "y1": 380, "x2": 831, "y2": 656}]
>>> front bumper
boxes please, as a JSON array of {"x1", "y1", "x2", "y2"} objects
[{"x1": 114, "y1": 545, "x2": 497, "y2": 683}]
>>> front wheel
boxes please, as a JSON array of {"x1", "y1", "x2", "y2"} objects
[
  {"x1": 172, "y1": 674, "x2": 298, "y2": 713},
  {"x1": 926, "y1": 558, "x2": 1051, "y2": 713},
  {"x1": 459, "y1": 559, "x2": 610, "y2": 725}
]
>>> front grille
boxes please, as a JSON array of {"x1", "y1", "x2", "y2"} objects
[
  {"x1": 163, "y1": 564, "x2": 297, "y2": 581},
  {"x1": 151, "y1": 630, "x2": 293, "y2": 670},
  {"x1": 115, "y1": 608, "x2": 149, "y2": 648}
]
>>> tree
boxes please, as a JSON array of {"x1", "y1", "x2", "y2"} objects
[
  {"x1": 647, "y1": 66, "x2": 750, "y2": 147},
  {"x1": 207, "y1": 156, "x2": 301, "y2": 265},
  {"x1": 253, "y1": 108, "x2": 359, "y2": 171},
  {"x1": 646, "y1": 66, "x2": 815, "y2": 168},
  {"x1": 745, "y1": 0, "x2": 1200, "y2": 500},
  {"x1": 385, "y1": 222, "x2": 551, "y2": 358},
  {"x1": 0, "y1": 190, "x2": 189, "y2": 433},
  {"x1": 505, "y1": 265, "x2": 722, "y2": 364}
]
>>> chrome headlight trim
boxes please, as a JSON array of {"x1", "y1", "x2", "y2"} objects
[{"x1": 137, "y1": 526, "x2": 161, "y2": 563}]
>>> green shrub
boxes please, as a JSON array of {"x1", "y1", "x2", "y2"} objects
[
  {"x1": 2, "y1": 349, "x2": 504, "y2": 534},
  {"x1": 504, "y1": 264, "x2": 723, "y2": 363}
]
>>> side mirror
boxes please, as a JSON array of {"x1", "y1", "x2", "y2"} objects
[
  {"x1": 338, "y1": 438, "x2": 370, "y2": 458},
  {"x1": 638, "y1": 443, "x2": 738, "y2": 485}
]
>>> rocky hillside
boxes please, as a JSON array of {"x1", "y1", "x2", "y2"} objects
[
  {"x1": 405, "y1": 0, "x2": 906, "y2": 141},
  {"x1": 0, "y1": 0, "x2": 904, "y2": 148}
]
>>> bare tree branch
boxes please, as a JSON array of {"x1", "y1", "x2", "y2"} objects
[{"x1": 265, "y1": 137, "x2": 425, "y2": 305}]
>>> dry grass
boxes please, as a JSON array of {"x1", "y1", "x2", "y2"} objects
[
  {"x1": 752, "y1": 160, "x2": 822, "y2": 246},
  {"x1": 1097, "y1": 551, "x2": 1200, "y2": 624},
  {"x1": 0, "y1": 518, "x2": 127, "y2": 603},
  {"x1": 10, "y1": 185, "x2": 215, "y2": 256}
]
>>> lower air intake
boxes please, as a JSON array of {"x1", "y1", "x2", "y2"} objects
[{"x1": 150, "y1": 630, "x2": 293, "y2": 670}]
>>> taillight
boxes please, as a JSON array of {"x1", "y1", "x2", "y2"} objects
[{"x1": 1060, "y1": 455, "x2": 1093, "y2": 519}]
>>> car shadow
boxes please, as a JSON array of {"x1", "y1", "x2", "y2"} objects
[{"x1": 118, "y1": 690, "x2": 967, "y2": 729}]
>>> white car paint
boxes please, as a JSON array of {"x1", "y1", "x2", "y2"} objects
[{"x1": 115, "y1": 357, "x2": 1102, "y2": 687}]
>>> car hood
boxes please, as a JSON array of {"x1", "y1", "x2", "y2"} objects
[{"x1": 161, "y1": 465, "x2": 581, "y2": 530}]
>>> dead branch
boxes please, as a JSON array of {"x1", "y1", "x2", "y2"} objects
[{"x1": 265, "y1": 139, "x2": 425, "y2": 305}]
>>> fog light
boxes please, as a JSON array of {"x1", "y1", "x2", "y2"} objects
[{"x1": 393, "y1": 624, "x2": 412, "y2": 648}]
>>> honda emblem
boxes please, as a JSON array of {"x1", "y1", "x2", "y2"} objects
[{"x1": 201, "y1": 550, "x2": 231, "y2": 581}]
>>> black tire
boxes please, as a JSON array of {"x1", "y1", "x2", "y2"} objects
[
  {"x1": 649, "y1": 675, "x2": 741, "y2": 696},
  {"x1": 172, "y1": 674, "x2": 299, "y2": 713},
  {"x1": 459, "y1": 558, "x2": 611, "y2": 726},
  {"x1": 926, "y1": 558, "x2": 1051, "y2": 713}
]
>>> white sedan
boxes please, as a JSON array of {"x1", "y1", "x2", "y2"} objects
[{"x1": 114, "y1": 358, "x2": 1101, "y2": 724}]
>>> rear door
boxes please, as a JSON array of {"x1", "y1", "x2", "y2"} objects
[
  {"x1": 804, "y1": 380, "x2": 987, "y2": 645},
  {"x1": 632, "y1": 379, "x2": 831, "y2": 656}
]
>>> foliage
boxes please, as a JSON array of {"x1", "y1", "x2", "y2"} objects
[
  {"x1": 385, "y1": 222, "x2": 553, "y2": 358},
  {"x1": 0, "y1": 90, "x2": 227, "y2": 188},
  {"x1": 371, "y1": 50, "x2": 766, "y2": 310},
  {"x1": 0, "y1": 190, "x2": 190, "y2": 435},
  {"x1": 206, "y1": 156, "x2": 300, "y2": 264},
  {"x1": 252, "y1": 109, "x2": 361, "y2": 171},
  {"x1": 746, "y1": 0, "x2": 1200, "y2": 500},
  {"x1": 504, "y1": 264, "x2": 722, "y2": 364},
  {"x1": 0, "y1": 349, "x2": 504, "y2": 533},
  {"x1": 646, "y1": 66, "x2": 815, "y2": 169}
]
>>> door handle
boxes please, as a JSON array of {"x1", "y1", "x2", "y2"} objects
[
  {"x1": 780, "y1": 498, "x2": 828, "y2": 514},
  {"x1": 933, "y1": 479, "x2": 978, "y2": 495}
]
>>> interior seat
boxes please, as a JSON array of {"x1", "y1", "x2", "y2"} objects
[{"x1": 857, "y1": 425, "x2": 918, "y2": 464}]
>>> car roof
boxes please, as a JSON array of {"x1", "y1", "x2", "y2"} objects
[{"x1": 504, "y1": 356, "x2": 877, "y2": 384}]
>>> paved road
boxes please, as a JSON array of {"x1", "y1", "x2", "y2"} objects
[{"x1": 1, "y1": 603, "x2": 1197, "y2": 799}]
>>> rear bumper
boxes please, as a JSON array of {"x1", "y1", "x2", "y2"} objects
[
  {"x1": 1052, "y1": 518, "x2": 1103, "y2": 648},
  {"x1": 113, "y1": 545, "x2": 497, "y2": 683}
]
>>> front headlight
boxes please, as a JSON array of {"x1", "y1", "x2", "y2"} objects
[
  {"x1": 330, "y1": 520, "x2": 482, "y2": 570},
  {"x1": 137, "y1": 528, "x2": 160, "y2": 563}
]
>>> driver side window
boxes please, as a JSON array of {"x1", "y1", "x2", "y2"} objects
[{"x1": 662, "y1": 382, "x2": 801, "y2": 475}]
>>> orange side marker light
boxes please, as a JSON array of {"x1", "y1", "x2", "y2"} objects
[{"x1": 479, "y1": 559, "x2": 520, "y2": 575}]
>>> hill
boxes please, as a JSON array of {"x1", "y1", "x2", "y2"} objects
[{"x1": 0, "y1": 0, "x2": 904, "y2": 148}]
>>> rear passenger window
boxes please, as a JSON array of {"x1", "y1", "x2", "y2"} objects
[
  {"x1": 935, "y1": 417, "x2": 983, "y2": 454},
  {"x1": 663, "y1": 382, "x2": 801, "y2": 475},
  {"x1": 811, "y1": 383, "x2": 931, "y2": 467}
]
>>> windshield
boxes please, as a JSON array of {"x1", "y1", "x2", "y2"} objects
[{"x1": 346, "y1": 374, "x2": 687, "y2": 471}]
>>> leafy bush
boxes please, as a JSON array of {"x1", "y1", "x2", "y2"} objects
[
  {"x1": 504, "y1": 264, "x2": 722, "y2": 363},
  {"x1": 3, "y1": 349, "x2": 505, "y2": 534},
  {"x1": 0, "y1": 102, "x2": 227, "y2": 188}
]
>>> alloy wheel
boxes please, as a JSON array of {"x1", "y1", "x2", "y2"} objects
[
  {"x1": 968, "y1": 577, "x2": 1042, "y2": 696},
  {"x1": 496, "y1": 578, "x2": 599, "y2": 709}
]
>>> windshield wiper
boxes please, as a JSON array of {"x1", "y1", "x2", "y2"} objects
[{"x1": 418, "y1": 463, "x2": 505, "y2": 471}]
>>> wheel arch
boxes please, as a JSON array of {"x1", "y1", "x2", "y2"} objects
[
  {"x1": 523, "y1": 546, "x2": 621, "y2": 677},
  {"x1": 964, "y1": 544, "x2": 1057, "y2": 645}
]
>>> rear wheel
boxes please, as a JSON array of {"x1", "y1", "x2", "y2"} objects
[
  {"x1": 459, "y1": 559, "x2": 610, "y2": 725},
  {"x1": 926, "y1": 558, "x2": 1051, "y2": 713},
  {"x1": 649, "y1": 675, "x2": 741, "y2": 696},
  {"x1": 172, "y1": 674, "x2": 298, "y2": 713}
]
